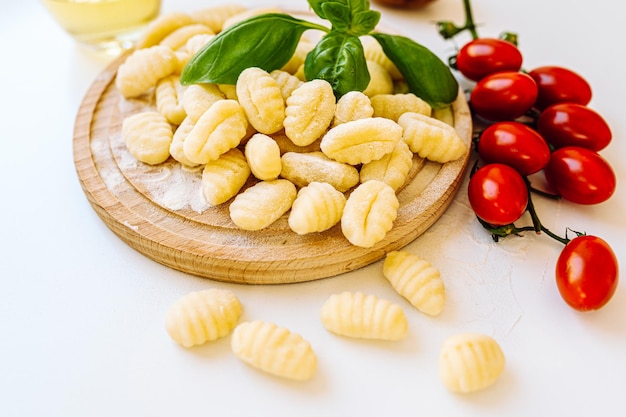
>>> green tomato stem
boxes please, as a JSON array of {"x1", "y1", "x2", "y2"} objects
[{"x1": 462, "y1": 0, "x2": 480, "y2": 39}]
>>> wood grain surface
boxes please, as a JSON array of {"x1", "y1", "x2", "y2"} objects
[{"x1": 73, "y1": 53, "x2": 472, "y2": 284}]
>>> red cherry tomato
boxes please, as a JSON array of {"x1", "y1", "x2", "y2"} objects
[
  {"x1": 470, "y1": 71, "x2": 538, "y2": 121},
  {"x1": 478, "y1": 121, "x2": 551, "y2": 175},
  {"x1": 528, "y1": 66, "x2": 592, "y2": 110},
  {"x1": 556, "y1": 235, "x2": 619, "y2": 311},
  {"x1": 537, "y1": 103, "x2": 612, "y2": 151},
  {"x1": 543, "y1": 146, "x2": 616, "y2": 205},
  {"x1": 468, "y1": 163, "x2": 529, "y2": 225},
  {"x1": 455, "y1": 38, "x2": 523, "y2": 81}
]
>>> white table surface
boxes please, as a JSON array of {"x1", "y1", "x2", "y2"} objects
[{"x1": 2, "y1": 1, "x2": 625, "y2": 416}]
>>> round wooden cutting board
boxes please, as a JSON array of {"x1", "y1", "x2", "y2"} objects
[{"x1": 73, "y1": 52, "x2": 472, "y2": 284}]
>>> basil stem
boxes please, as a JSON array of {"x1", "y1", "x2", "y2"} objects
[
  {"x1": 371, "y1": 32, "x2": 459, "y2": 108},
  {"x1": 304, "y1": 31, "x2": 370, "y2": 98},
  {"x1": 180, "y1": 14, "x2": 328, "y2": 86}
]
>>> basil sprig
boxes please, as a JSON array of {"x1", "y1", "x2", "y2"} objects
[{"x1": 180, "y1": 0, "x2": 458, "y2": 108}]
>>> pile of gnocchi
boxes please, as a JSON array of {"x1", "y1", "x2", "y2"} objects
[
  {"x1": 165, "y1": 249, "x2": 505, "y2": 393},
  {"x1": 115, "y1": 4, "x2": 467, "y2": 248}
]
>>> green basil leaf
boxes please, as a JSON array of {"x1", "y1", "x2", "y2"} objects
[
  {"x1": 371, "y1": 32, "x2": 459, "y2": 108},
  {"x1": 350, "y1": 10, "x2": 380, "y2": 36},
  {"x1": 321, "y1": 2, "x2": 351, "y2": 32},
  {"x1": 180, "y1": 14, "x2": 323, "y2": 86},
  {"x1": 308, "y1": 0, "x2": 330, "y2": 19},
  {"x1": 304, "y1": 31, "x2": 370, "y2": 98}
]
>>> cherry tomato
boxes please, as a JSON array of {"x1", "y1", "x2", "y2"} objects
[
  {"x1": 478, "y1": 121, "x2": 551, "y2": 175},
  {"x1": 528, "y1": 66, "x2": 592, "y2": 110},
  {"x1": 470, "y1": 71, "x2": 538, "y2": 121},
  {"x1": 555, "y1": 235, "x2": 619, "y2": 311},
  {"x1": 468, "y1": 163, "x2": 529, "y2": 225},
  {"x1": 455, "y1": 38, "x2": 523, "y2": 81},
  {"x1": 537, "y1": 103, "x2": 612, "y2": 151},
  {"x1": 543, "y1": 146, "x2": 616, "y2": 205}
]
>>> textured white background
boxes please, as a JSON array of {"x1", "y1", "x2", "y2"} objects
[{"x1": 2, "y1": 1, "x2": 625, "y2": 416}]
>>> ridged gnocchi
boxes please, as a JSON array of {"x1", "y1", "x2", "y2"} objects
[
  {"x1": 383, "y1": 250, "x2": 446, "y2": 316},
  {"x1": 169, "y1": 116, "x2": 199, "y2": 167},
  {"x1": 122, "y1": 111, "x2": 173, "y2": 165},
  {"x1": 341, "y1": 180, "x2": 399, "y2": 248},
  {"x1": 320, "y1": 117, "x2": 403, "y2": 165},
  {"x1": 202, "y1": 148, "x2": 251, "y2": 206},
  {"x1": 371, "y1": 93, "x2": 432, "y2": 121},
  {"x1": 284, "y1": 79, "x2": 336, "y2": 146},
  {"x1": 288, "y1": 182, "x2": 347, "y2": 235},
  {"x1": 270, "y1": 69, "x2": 304, "y2": 101},
  {"x1": 320, "y1": 291, "x2": 408, "y2": 341},
  {"x1": 399, "y1": 112, "x2": 467, "y2": 163},
  {"x1": 236, "y1": 67, "x2": 285, "y2": 134},
  {"x1": 244, "y1": 133, "x2": 282, "y2": 180},
  {"x1": 231, "y1": 320, "x2": 317, "y2": 381},
  {"x1": 155, "y1": 75, "x2": 186, "y2": 125},
  {"x1": 159, "y1": 23, "x2": 214, "y2": 51},
  {"x1": 332, "y1": 91, "x2": 374, "y2": 127},
  {"x1": 135, "y1": 11, "x2": 195, "y2": 49},
  {"x1": 229, "y1": 179, "x2": 297, "y2": 230},
  {"x1": 359, "y1": 140, "x2": 413, "y2": 191},
  {"x1": 115, "y1": 45, "x2": 178, "y2": 98},
  {"x1": 165, "y1": 288, "x2": 242, "y2": 348},
  {"x1": 439, "y1": 333, "x2": 506, "y2": 394},
  {"x1": 183, "y1": 99, "x2": 248, "y2": 164},
  {"x1": 280, "y1": 151, "x2": 359, "y2": 193}
]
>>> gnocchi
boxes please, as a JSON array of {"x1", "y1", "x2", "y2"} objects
[
  {"x1": 135, "y1": 11, "x2": 195, "y2": 49},
  {"x1": 284, "y1": 79, "x2": 336, "y2": 146},
  {"x1": 359, "y1": 140, "x2": 414, "y2": 191},
  {"x1": 236, "y1": 67, "x2": 285, "y2": 134},
  {"x1": 169, "y1": 116, "x2": 199, "y2": 167},
  {"x1": 115, "y1": 45, "x2": 179, "y2": 98},
  {"x1": 182, "y1": 83, "x2": 225, "y2": 123},
  {"x1": 155, "y1": 75, "x2": 186, "y2": 125},
  {"x1": 383, "y1": 250, "x2": 446, "y2": 316},
  {"x1": 280, "y1": 151, "x2": 359, "y2": 193},
  {"x1": 399, "y1": 112, "x2": 466, "y2": 163},
  {"x1": 165, "y1": 288, "x2": 242, "y2": 348},
  {"x1": 320, "y1": 117, "x2": 403, "y2": 165},
  {"x1": 183, "y1": 99, "x2": 248, "y2": 164},
  {"x1": 320, "y1": 291, "x2": 408, "y2": 341},
  {"x1": 193, "y1": 4, "x2": 248, "y2": 33},
  {"x1": 363, "y1": 60, "x2": 394, "y2": 97},
  {"x1": 244, "y1": 133, "x2": 282, "y2": 181},
  {"x1": 122, "y1": 111, "x2": 173, "y2": 165},
  {"x1": 231, "y1": 320, "x2": 317, "y2": 381},
  {"x1": 288, "y1": 182, "x2": 347, "y2": 235},
  {"x1": 439, "y1": 333, "x2": 506, "y2": 394},
  {"x1": 341, "y1": 180, "x2": 399, "y2": 248},
  {"x1": 332, "y1": 91, "x2": 374, "y2": 127},
  {"x1": 370, "y1": 93, "x2": 432, "y2": 121},
  {"x1": 202, "y1": 148, "x2": 251, "y2": 206},
  {"x1": 229, "y1": 179, "x2": 297, "y2": 230}
]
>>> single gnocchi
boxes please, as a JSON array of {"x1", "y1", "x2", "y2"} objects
[
  {"x1": 159, "y1": 23, "x2": 214, "y2": 50},
  {"x1": 122, "y1": 111, "x2": 173, "y2": 165},
  {"x1": 359, "y1": 140, "x2": 414, "y2": 191},
  {"x1": 244, "y1": 133, "x2": 282, "y2": 181},
  {"x1": 439, "y1": 333, "x2": 506, "y2": 394},
  {"x1": 183, "y1": 99, "x2": 248, "y2": 164},
  {"x1": 270, "y1": 69, "x2": 304, "y2": 102},
  {"x1": 229, "y1": 179, "x2": 297, "y2": 230},
  {"x1": 399, "y1": 112, "x2": 467, "y2": 163},
  {"x1": 383, "y1": 250, "x2": 446, "y2": 316},
  {"x1": 320, "y1": 117, "x2": 403, "y2": 165},
  {"x1": 363, "y1": 60, "x2": 394, "y2": 97},
  {"x1": 371, "y1": 93, "x2": 432, "y2": 121},
  {"x1": 155, "y1": 75, "x2": 187, "y2": 125},
  {"x1": 280, "y1": 151, "x2": 359, "y2": 193},
  {"x1": 320, "y1": 291, "x2": 408, "y2": 341},
  {"x1": 165, "y1": 288, "x2": 242, "y2": 348},
  {"x1": 288, "y1": 182, "x2": 347, "y2": 235},
  {"x1": 236, "y1": 67, "x2": 285, "y2": 134},
  {"x1": 115, "y1": 45, "x2": 178, "y2": 98},
  {"x1": 332, "y1": 91, "x2": 374, "y2": 127},
  {"x1": 284, "y1": 79, "x2": 336, "y2": 146},
  {"x1": 231, "y1": 320, "x2": 317, "y2": 381},
  {"x1": 341, "y1": 180, "x2": 399, "y2": 248},
  {"x1": 202, "y1": 148, "x2": 251, "y2": 205}
]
